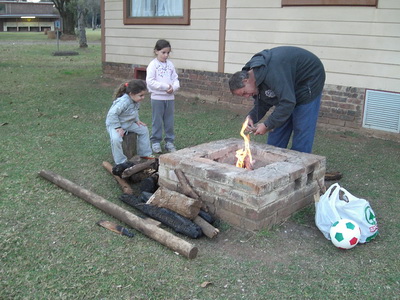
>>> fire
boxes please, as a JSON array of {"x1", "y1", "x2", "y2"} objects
[{"x1": 236, "y1": 118, "x2": 254, "y2": 170}]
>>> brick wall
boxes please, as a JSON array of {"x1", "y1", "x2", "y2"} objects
[
  {"x1": 319, "y1": 84, "x2": 365, "y2": 130},
  {"x1": 103, "y1": 62, "x2": 365, "y2": 130}
]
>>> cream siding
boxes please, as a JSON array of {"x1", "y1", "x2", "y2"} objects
[
  {"x1": 104, "y1": 0, "x2": 220, "y2": 72},
  {"x1": 104, "y1": 0, "x2": 400, "y2": 93},
  {"x1": 225, "y1": 0, "x2": 400, "y2": 93}
]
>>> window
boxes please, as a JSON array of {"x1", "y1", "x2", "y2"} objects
[
  {"x1": 124, "y1": 0, "x2": 190, "y2": 25},
  {"x1": 282, "y1": 0, "x2": 378, "y2": 6}
]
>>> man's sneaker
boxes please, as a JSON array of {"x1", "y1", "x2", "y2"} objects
[
  {"x1": 165, "y1": 142, "x2": 177, "y2": 153},
  {"x1": 152, "y1": 143, "x2": 162, "y2": 154}
]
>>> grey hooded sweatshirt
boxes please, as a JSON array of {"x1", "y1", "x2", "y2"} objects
[
  {"x1": 243, "y1": 46, "x2": 325, "y2": 130},
  {"x1": 106, "y1": 93, "x2": 140, "y2": 130}
]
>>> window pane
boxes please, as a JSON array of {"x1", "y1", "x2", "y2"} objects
[
  {"x1": 125, "y1": 0, "x2": 190, "y2": 25},
  {"x1": 131, "y1": 0, "x2": 184, "y2": 17}
]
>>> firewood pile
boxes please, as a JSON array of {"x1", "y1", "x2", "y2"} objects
[
  {"x1": 38, "y1": 156, "x2": 220, "y2": 259},
  {"x1": 102, "y1": 157, "x2": 220, "y2": 240}
]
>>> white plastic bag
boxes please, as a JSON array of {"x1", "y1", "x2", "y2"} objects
[{"x1": 315, "y1": 183, "x2": 378, "y2": 243}]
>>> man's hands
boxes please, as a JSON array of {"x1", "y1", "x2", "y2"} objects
[{"x1": 245, "y1": 116, "x2": 269, "y2": 135}]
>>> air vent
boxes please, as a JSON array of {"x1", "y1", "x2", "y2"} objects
[{"x1": 363, "y1": 90, "x2": 400, "y2": 133}]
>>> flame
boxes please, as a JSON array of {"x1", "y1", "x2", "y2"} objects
[{"x1": 236, "y1": 118, "x2": 253, "y2": 169}]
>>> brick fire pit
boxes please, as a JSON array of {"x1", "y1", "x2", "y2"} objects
[{"x1": 158, "y1": 138, "x2": 325, "y2": 231}]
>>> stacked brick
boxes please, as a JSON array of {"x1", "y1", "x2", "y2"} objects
[{"x1": 158, "y1": 138, "x2": 326, "y2": 231}]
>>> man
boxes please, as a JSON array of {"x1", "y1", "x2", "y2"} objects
[{"x1": 229, "y1": 46, "x2": 325, "y2": 153}]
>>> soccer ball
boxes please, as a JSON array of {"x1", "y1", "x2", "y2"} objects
[{"x1": 329, "y1": 219, "x2": 361, "y2": 250}]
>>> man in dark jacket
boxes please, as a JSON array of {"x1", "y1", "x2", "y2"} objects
[{"x1": 229, "y1": 46, "x2": 325, "y2": 153}]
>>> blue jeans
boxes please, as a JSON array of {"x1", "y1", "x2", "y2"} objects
[
  {"x1": 107, "y1": 123, "x2": 152, "y2": 164},
  {"x1": 267, "y1": 94, "x2": 322, "y2": 153}
]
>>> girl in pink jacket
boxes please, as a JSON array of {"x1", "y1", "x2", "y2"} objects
[{"x1": 146, "y1": 39, "x2": 180, "y2": 153}]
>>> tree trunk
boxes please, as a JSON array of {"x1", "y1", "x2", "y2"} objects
[
  {"x1": 38, "y1": 169, "x2": 198, "y2": 259},
  {"x1": 77, "y1": 4, "x2": 88, "y2": 48},
  {"x1": 102, "y1": 161, "x2": 133, "y2": 195},
  {"x1": 147, "y1": 187, "x2": 202, "y2": 220}
]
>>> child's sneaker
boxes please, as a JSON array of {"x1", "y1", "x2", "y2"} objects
[
  {"x1": 165, "y1": 142, "x2": 177, "y2": 153},
  {"x1": 152, "y1": 143, "x2": 162, "y2": 154},
  {"x1": 140, "y1": 154, "x2": 156, "y2": 160},
  {"x1": 112, "y1": 161, "x2": 134, "y2": 177}
]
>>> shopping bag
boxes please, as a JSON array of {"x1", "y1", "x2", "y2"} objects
[
  {"x1": 315, "y1": 183, "x2": 341, "y2": 240},
  {"x1": 315, "y1": 183, "x2": 378, "y2": 243},
  {"x1": 334, "y1": 185, "x2": 378, "y2": 243}
]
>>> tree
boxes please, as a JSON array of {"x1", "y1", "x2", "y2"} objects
[
  {"x1": 77, "y1": 1, "x2": 87, "y2": 48},
  {"x1": 86, "y1": 0, "x2": 100, "y2": 30},
  {"x1": 52, "y1": 0, "x2": 77, "y2": 35}
]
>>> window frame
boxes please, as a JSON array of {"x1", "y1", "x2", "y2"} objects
[
  {"x1": 282, "y1": 0, "x2": 378, "y2": 6},
  {"x1": 123, "y1": 0, "x2": 190, "y2": 25}
]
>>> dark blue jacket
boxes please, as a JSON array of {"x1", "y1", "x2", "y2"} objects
[{"x1": 243, "y1": 46, "x2": 325, "y2": 129}]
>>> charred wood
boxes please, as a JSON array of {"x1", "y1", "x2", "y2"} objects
[
  {"x1": 140, "y1": 174, "x2": 159, "y2": 193},
  {"x1": 38, "y1": 169, "x2": 198, "y2": 259},
  {"x1": 102, "y1": 161, "x2": 133, "y2": 195},
  {"x1": 122, "y1": 159, "x2": 158, "y2": 178},
  {"x1": 120, "y1": 194, "x2": 203, "y2": 239}
]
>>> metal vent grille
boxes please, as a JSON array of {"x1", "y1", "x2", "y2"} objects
[{"x1": 363, "y1": 90, "x2": 400, "y2": 133}]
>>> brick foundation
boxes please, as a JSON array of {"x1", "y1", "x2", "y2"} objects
[
  {"x1": 103, "y1": 62, "x2": 367, "y2": 131},
  {"x1": 158, "y1": 138, "x2": 326, "y2": 231}
]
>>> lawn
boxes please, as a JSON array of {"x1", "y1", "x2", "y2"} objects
[{"x1": 0, "y1": 32, "x2": 399, "y2": 299}]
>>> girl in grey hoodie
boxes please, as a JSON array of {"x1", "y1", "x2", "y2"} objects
[{"x1": 106, "y1": 79, "x2": 153, "y2": 166}]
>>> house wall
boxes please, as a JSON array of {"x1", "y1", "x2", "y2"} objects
[
  {"x1": 104, "y1": 0, "x2": 220, "y2": 71},
  {"x1": 224, "y1": 0, "x2": 400, "y2": 94},
  {"x1": 102, "y1": 0, "x2": 400, "y2": 138}
]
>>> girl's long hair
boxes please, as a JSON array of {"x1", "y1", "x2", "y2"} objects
[{"x1": 113, "y1": 79, "x2": 147, "y2": 99}]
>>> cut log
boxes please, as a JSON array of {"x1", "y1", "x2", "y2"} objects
[
  {"x1": 174, "y1": 169, "x2": 209, "y2": 212},
  {"x1": 122, "y1": 159, "x2": 157, "y2": 178},
  {"x1": 193, "y1": 216, "x2": 219, "y2": 239},
  {"x1": 120, "y1": 194, "x2": 203, "y2": 239},
  {"x1": 324, "y1": 171, "x2": 343, "y2": 181},
  {"x1": 38, "y1": 169, "x2": 198, "y2": 259},
  {"x1": 147, "y1": 187, "x2": 202, "y2": 220},
  {"x1": 174, "y1": 169, "x2": 200, "y2": 200},
  {"x1": 146, "y1": 186, "x2": 218, "y2": 238},
  {"x1": 102, "y1": 161, "x2": 133, "y2": 195},
  {"x1": 146, "y1": 187, "x2": 200, "y2": 218}
]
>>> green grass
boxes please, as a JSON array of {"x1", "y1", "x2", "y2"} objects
[{"x1": 1, "y1": 33, "x2": 399, "y2": 299}]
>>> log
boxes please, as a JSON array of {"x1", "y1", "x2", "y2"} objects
[
  {"x1": 122, "y1": 159, "x2": 157, "y2": 178},
  {"x1": 193, "y1": 216, "x2": 219, "y2": 239},
  {"x1": 38, "y1": 170, "x2": 198, "y2": 259},
  {"x1": 174, "y1": 169, "x2": 200, "y2": 200},
  {"x1": 147, "y1": 187, "x2": 202, "y2": 220},
  {"x1": 102, "y1": 161, "x2": 133, "y2": 195},
  {"x1": 121, "y1": 194, "x2": 203, "y2": 239},
  {"x1": 174, "y1": 169, "x2": 209, "y2": 212},
  {"x1": 173, "y1": 169, "x2": 219, "y2": 238}
]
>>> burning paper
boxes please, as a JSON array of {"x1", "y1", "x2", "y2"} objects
[{"x1": 236, "y1": 118, "x2": 254, "y2": 170}]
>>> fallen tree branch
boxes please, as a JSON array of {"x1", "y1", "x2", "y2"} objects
[
  {"x1": 193, "y1": 216, "x2": 219, "y2": 239},
  {"x1": 122, "y1": 159, "x2": 157, "y2": 178},
  {"x1": 174, "y1": 169, "x2": 200, "y2": 200},
  {"x1": 38, "y1": 169, "x2": 198, "y2": 259},
  {"x1": 102, "y1": 161, "x2": 133, "y2": 195}
]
